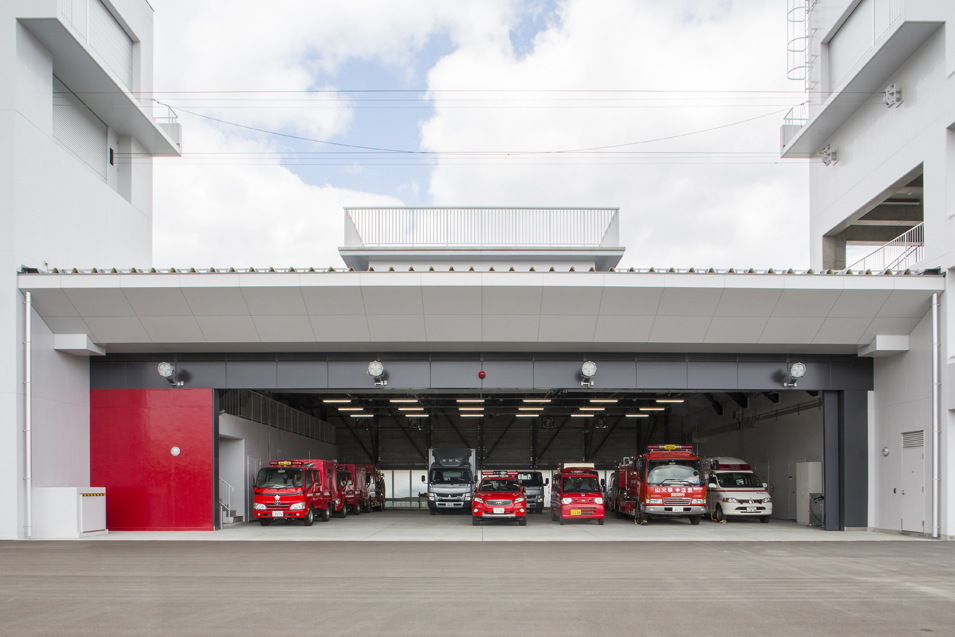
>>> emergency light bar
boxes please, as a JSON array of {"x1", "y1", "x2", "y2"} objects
[
  {"x1": 646, "y1": 445, "x2": 694, "y2": 452},
  {"x1": 481, "y1": 470, "x2": 518, "y2": 478},
  {"x1": 270, "y1": 460, "x2": 316, "y2": 468},
  {"x1": 718, "y1": 463, "x2": 751, "y2": 471}
]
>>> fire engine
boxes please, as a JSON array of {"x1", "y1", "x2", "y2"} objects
[
  {"x1": 336, "y1": 463, "x2": 368, "y2": 516},
  {"x1": 610, "y1": 445, "x2": 706, "y2": 525},
  {"x1": 471, "y1": 471, "x2": 527, "y2": 526},
  {"x1": 550, "y1": 463, "x2": 605, "y2": 525},
  {"x1": 252, "y1": 459, "x2": 341, "y2": 526}
]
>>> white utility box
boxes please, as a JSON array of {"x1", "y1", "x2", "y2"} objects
[
  {"x1": 32, "y1": 487, "x2": 108, "y2": 539},
  {"x1": 796, "y1": 462, "x2": 822, "y2": 526}
]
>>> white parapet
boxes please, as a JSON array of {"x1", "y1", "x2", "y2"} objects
[{"x1": 33, "y1": 487, "x2": 108, "y2": 539}]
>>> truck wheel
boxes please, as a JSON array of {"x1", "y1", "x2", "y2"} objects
[
  {"x1": 713, "y1": 505, "x2": 724, "y2": 523},
  {"x1": 338, "y1": 504, "x2": 347, "y2": 518},
  {"x1": 690, "y1": 515, "x2": 702, "y2": 526},
  {"x1": 259, "y1": 519, "x2": 271, "y2": 526},
  {"x1": 598, "y1": 517, "x2": 604, "y2": 526},
  {"x1": 353, "y1": 503, "x2": 360, "y2": 516},
  {"x1": 321, "y1": 506, "x2": 330, "y2": 522},
  {"x1": 429, "y1": 508, "x2": 436, "y2": 516},
  {"x1": 519, "y1": 517, "x2": 526, "y2": 526},
  {"x1": 303, "y1": 508, "x2": 314, "y2": 526},
  {"x1": 536, "y1": 505, "x2": 544, "y2": 514},
  {"x1": 472, "y1": 516, "x2": 481, "y2": 526},
  {"x1": 559, "y1": 512, "x2": 565, "y2": 526},
  {"x1": 760, "y1": 515, "x2": 771, "y2": 524}
]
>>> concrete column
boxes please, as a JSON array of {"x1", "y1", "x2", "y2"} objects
[{"x1": 822, "y1": 232, "x2": 847, "y2": 270}]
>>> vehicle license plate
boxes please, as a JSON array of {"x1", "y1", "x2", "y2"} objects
[
  {"x1": 746, "y1": 507, "x2": 757, "y2": 512},
  {"x1": 671, "y1": 507, "x2": 685, "y2": 512},
  {"x1": 571, "y1": 509, "x2": 581, "y2": 516},
  {"x1": 493, "y1": 507, "x2": 504, "y2": 514},
  {"x1": 271, "y1": 511, "x2": 283, "y2": 518}
]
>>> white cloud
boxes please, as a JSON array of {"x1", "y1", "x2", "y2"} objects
[
  {"x1": 152, "y1": 121, "x2": 403, "y2": 269},
  {"x1": 420, "y1": 0, "x2": 809, "y2": 268}
]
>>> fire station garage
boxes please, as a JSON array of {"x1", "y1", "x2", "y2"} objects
[{"x1": 18, "y1": 260, "x2": 940, "y2": 537}]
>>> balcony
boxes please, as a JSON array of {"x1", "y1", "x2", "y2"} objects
[
  {"x1": 781, "y1": 4, "x2": 942, "y2": 158},
  {"x1": 847, "y1": 222, "x2": 923, "y2": 272},
  {"x1": 339, "y1": 207, "x2": 625, "y2": 271},
  {"x1": 18, "y1": 4, "x2": 181, "y2": 156}
]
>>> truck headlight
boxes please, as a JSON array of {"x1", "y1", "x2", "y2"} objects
[
  {"x1": 289, "y1": 502, "x2": 306, "y2": 511},
  {"x1": 561, "y1": 498, "x2": 572, "y2": 505},
  {"x1": 474, "y1": 497, "x2": 483, "y2": 503},
  {"x1": 647, "y1": 498, "x2": 662, "y2": 504},
  {"x1": 691, "y1": 498, "x2": 705, "y2": 504},
  {"x1": 762, "y1": 497, "x2": 772, "y2": 503},
  {"x1": 723, "y1": 498, "x2": 739, "y2": 503},
  {"x1": 253, "y1": 503, "x2": 266, "y2": 511},
  {"x1": 464, "y1": 493, "x2": 472, "y2": 500},
  {"x1": 428, "y1": 492, "x2": 436, "y2": 500},
  {"x1": 594, "y1": 498, "x2": 604, "y2": 505},
  {"x1": 514, "y1": 497, "x2": 525, "y2": 504}
]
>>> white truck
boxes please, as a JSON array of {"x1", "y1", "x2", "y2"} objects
[{"x1": 421, "y1": 448, "x2": 477, "y2": 515}]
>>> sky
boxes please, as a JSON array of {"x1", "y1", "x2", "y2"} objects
[{"x1": 151, "y1": 0, "x2": 810, "y2": 270}]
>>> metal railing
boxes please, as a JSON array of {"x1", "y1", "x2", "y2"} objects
[
  {"x1": 219, "y1": 389, "x2": 335, "y2": 445},
  {"x1": 847, "y1": 222, "x2": 924, "y2": 272},
  {"x1": 781, "y1": 102, "x2": 809, "y2": 148},
  {"x1": 344, "y1": 207, "x2": 620, "y2": 248},
  {"x1": 219, "y1": 477, "x2": 234, "y2": 521}
]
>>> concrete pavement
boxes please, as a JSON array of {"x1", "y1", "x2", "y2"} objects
[{"x1": 1, "y1": 538, "x2": 952, "y2": 636}]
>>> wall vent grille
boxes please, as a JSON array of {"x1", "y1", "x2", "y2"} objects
[{"x1": 902, "y1": 430, "x2": 924, "y2": 449}]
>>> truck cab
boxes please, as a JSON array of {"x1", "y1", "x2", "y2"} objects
[
  {"x1": 472, "y1": 471, "x2": 527, "y2": 526},
  {"x1": 517, "y1": 471, "x2": 548, "y2": 513},
  {"x1": 702, "y1": 457, "x2": 772, "y2": 523},
  {"x1": 421, "y1": 448, "x2": 476, "y2": 514},
  {"x1": 630, "y1": 445, "x2": 706, "y2": 525},
  {"x1": 363, "y1": 464, "x2": 386, "y2": 511},
  {"x1": 252, "y1": 459, "x2": 338, "y2": 526},
  {"x1": 550, "y1": 464, "x2": 605, "y2": 525}
]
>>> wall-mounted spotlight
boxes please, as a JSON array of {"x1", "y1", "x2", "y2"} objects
[
  {"x1": 883, "y1": 83, "x2": 903, "y2": 107},
  {"x1": 541, "y1": 416, "x2": 556, "y2": 430},
  {"x1": 817, "y1": 145, "x2": 837, "y2": 166},
  {"x1": 367, "y1": 360, "x2": 387, "y2": 387},
  {"x1": 157, "y1": 362, "x2": 183, "y2": 387},
  {"x1": 580, "y1": 360, "x2": 597, "y2": 387},
  {"x1": 783, "y1": 362, "x2": 807, "y2": 389},
  {"x1": 594, "y1": 415, "x2": 609, "y2": 429}
]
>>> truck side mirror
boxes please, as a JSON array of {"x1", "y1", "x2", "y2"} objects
[
  {"x1": 600, "y1": 478, "x2": 606, "y2": 487},
  {"x1": 544, "y1": 478, "x2": 549, "y2": 485},
  {"x1": 420, "y1": 475, "x2": 425, "y2": 483},
  {"x1": 762, "y1": 482, "x2": 768, "y2": 489}
]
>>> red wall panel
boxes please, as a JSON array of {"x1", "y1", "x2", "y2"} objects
[{"x1": 91, "y1": 389, "x2": 214, "y2": 531}]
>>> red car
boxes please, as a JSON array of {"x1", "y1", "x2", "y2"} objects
[
  {"x1": 550, "y1": 464, "x2": 605, "y2": 525},
  {"x1": 252, "y1": 459, "x2": 340, "y2": 526},
  {"x1": 471, "y1": 471, "x2": 527, "y2": 526}
]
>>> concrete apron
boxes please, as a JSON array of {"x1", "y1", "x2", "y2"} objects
[{"x1": 78, "y1": 510, "x2": 926, "y2": 542}]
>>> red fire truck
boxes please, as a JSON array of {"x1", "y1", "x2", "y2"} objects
[
  {"x1": 471, "y1": 471, "x2": 527, "y2": 526},
  {"x1": 337, "y1": 463, "x2": 376, "y2": 515},
  {"x1": 610, "y1": 445, "x2": 706, "y2": 525},
  {"x1": 252, "y1": 459, "x2": 341, "y2": 526},
  {"x1": 550, "y1": 463, "x2": 605, "y2": 525}
]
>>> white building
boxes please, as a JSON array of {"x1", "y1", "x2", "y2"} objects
[
  {"x1": 1, "y1": 1, "x2": 951, "y2": 540},
  {"x1": 781, "y1": 0, "x2": 955, "y2": 538}
]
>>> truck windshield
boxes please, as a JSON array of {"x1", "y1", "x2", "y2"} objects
[
  {"x1": 517, "y1": 472, "x2": 543, "y2": 486},
  {"x1": 561, "y1": 476, "x2": 601, "y2": 493},
  {"x1": 716, "y1": 472, "x2": 764, "y2": 488},
  {"x1": 480, "y1": 479, "x2": 520, "y2": 492},
  {"x1": 256, "y1": 468, "x2": 303, "y2": 489},
  {"x1": 647, "y1": 460, "x2": 702, "y2": 486},
  {"x1": 430, "y1": 469, "x2": 471, "y2": 484}
]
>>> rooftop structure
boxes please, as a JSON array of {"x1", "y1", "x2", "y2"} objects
[{"x1": 339, "y1": 207, "x2": 625, "y2": 271}]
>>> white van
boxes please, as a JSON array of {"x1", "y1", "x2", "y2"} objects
[{"x1": 702, "y1": 457, "x2": 772, "y2": 523}]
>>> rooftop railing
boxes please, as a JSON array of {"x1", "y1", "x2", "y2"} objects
[{"x1": 343, "y1": 207, "x2": 620, "y2": 248}]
